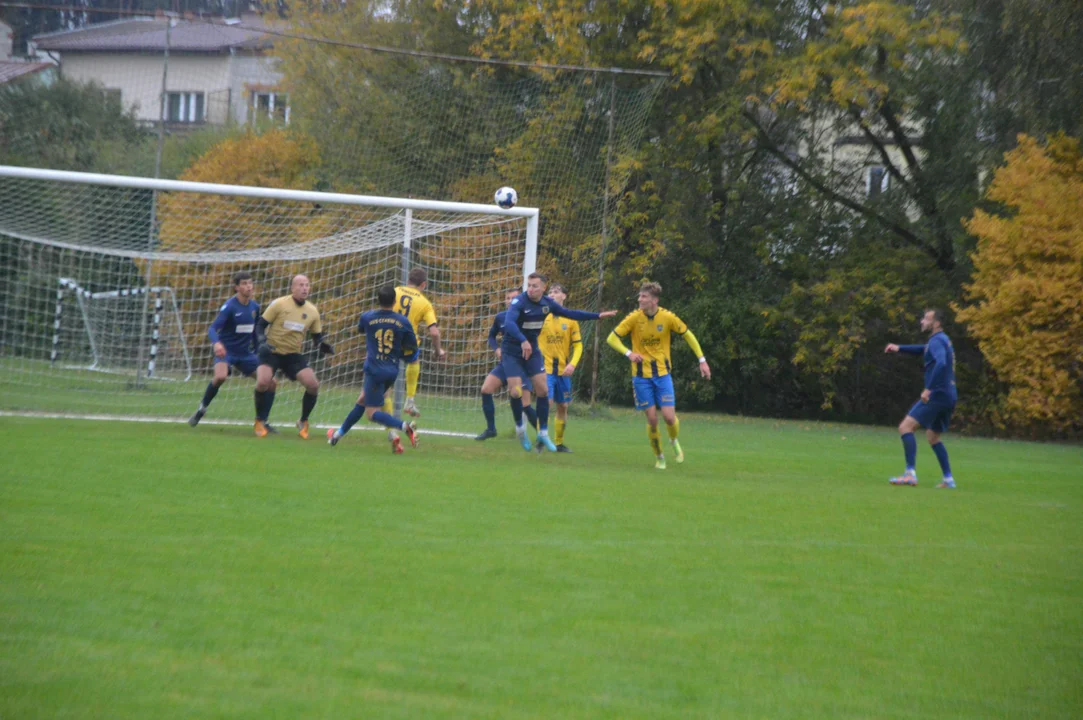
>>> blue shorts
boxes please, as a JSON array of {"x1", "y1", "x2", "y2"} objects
[
  {"x1": 501, "y1": 349, "x2": 545, "y2": 383},
  {"x1": 633, "y1": 375, "x2": 676, "y2": 410},
  {"x1": 907, "y1": 399, "x2": 955, "y2": 434},
  {"x1": 547, "y1": 374, "x2": 572, "y2": 404},
  {"x1": 405, "y1": 349, "x2": 420, "y2": 364},
  {"x1": 215, "y1": 351, "x2": 259, "y2": 377},
  {"x1": 362, "y1": 368, "x2": 398, "y2": 408},
  {"x1": 488, "y1": 363, "x2": 530, "y2": 387}
]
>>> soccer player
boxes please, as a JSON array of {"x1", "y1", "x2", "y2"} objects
[
  {"x1": 538, "y1": 284, "x2": 581, "y2": 453},
  {"x1": 606, "y1": 282, "x2": 710, "y2": 470},
  {"x1": 475, "y1": 288, "x2": 537, "y2": 441},
  {"x1": 327, "y1": 285, "x2": 420, "y2": 453},
  {"x1": 393, "y1": 268, "x2": 445, "y2": 418},
  {"x1": 188, "y1": 271, "x2": 265, "y2": 427},
  {"x1": 503, "y1": 272, "x2": 617, "y2": 452},
  {"x1": 254, "y1": 274, "x2": 334, "y2": 439},
  {"x1": 884, "y1": 308, "x2": 958, "y2": 489}
]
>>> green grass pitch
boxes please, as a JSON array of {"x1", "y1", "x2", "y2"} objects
[{"x1": 1, "y1": 413, "x2": 1080, "y2": 718}]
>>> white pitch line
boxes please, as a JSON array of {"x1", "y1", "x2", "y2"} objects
[{"x1": 0, "y1": 410, "x2": 474, "y2": 438}]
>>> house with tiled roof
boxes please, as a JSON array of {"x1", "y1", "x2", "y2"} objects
[{"x1": 32, "y1": 14, "x2": 286, "y2": 126}]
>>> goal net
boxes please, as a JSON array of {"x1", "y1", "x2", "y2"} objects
[{"x1": 0, "y1": 165, "x2": 537, "y2": 436}]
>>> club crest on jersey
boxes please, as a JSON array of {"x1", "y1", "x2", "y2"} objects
[
  {"x1": 542, "y1": 306, "x2": 550, "y2": 314},
  {"x1": 561, "y1": 323, "x2": 568, "y2": 330},
  {"x1": 657, "y1": 324, "x2": 664, "y2": 332},
  {"x1": 302, "y1": 313, "x2": 308, "y2": 319}
]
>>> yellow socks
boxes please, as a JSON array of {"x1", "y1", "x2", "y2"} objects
[
  {"x1": 647, "y1": 424, "x2": 663, "y2": 456},
  {"x1": 666, "y1": 416, "x2": 679, "y2": 442},
  {"x1": 405, "y1": 361, "x2": 420, "y2": 399},
  {"x1": 554, "y1": 419, "x2": 566, "y2": 445}
]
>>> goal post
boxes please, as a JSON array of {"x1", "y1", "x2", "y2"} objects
[{"x1": 0, "y1": 165, "x2": 538, "y2": 436}]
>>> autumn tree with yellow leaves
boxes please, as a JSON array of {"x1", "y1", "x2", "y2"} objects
[{"x1": 956, "y1": 134, "x2": 1083, "y2": 432}]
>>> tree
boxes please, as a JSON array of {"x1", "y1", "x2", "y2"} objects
[
  {"x1": 0, "y1": 76, "x2": 147, "y2": 172},
  {"x1": 956, "y1": 134, "x2": 1083, "y2": 432}
]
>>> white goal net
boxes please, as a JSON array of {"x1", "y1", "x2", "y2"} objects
[{"x1": 0, "y1": 166, "x2": 537, "y2": 436}]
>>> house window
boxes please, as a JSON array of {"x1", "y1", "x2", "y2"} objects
[
  {"x1": 166, "y1": 92, "x2": 205, "y2": 123},
  {"x1": 251, "y1": 91, "x2": 290, "y2": 124},
  {"x1": 866, "y1": 166, "x2": 889, "y2": 198}
]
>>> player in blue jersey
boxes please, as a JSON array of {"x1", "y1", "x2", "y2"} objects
[
  {"x1": 188, "y1": 271, "x2": 266, "y2": 427},
  {"x1": 884, "y1": 308, "x2": 958, "y2": 488},
  {"x1": 327, "y1": 285, "x2": 420, "y2": 454},
  {"x1": 502, "y1": 272, "x2": 617, "y2": 452},
  {"x1": 475, "y1": 288, "x2": 537, "y2": 441}
]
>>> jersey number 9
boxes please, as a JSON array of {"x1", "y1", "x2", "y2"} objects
[{"x1": 397, "y1": 295, "x2": 413, "y2": 317}]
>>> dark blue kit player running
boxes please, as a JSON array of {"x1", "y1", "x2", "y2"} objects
[{"x1": 327, "y1": 285, "x2": 420, "y2": 454}]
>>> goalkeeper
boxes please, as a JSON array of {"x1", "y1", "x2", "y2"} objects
[{"x1": 253, "y1": 274, "x2": 333, "y2": 439}]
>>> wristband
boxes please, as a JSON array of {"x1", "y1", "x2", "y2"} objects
[
  {"x1": 625, "y1": 350, "x2": 632, "y2": 358},
  {"x1": 698, "y1": 356, "x2": 706, "y2": 363}
]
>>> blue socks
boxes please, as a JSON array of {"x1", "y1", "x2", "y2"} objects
[
  {"x1": 509, "y1": 394, "x2": 524, "y2": 428},
  {"x1": 901, "y1": 432, "x2": 917, "y2": 471},
  {"x1": 523, "y1": 404, "x2": 538, "y2": 430},
  {"x1": 339, "y1": 403, "x2": 365, "y2": 436},
  {"x1": 482, "y1": 393, "x2": 496, "y2": 431},
  {"x1": 201, "y1": 382, "x2": 219, "y2": 408},
  {"x1": 372, "y1": 410, "x2": 404, "y2": 430},
  {"x1": 932, "y1": 442, "x2": 952, "y2": 477},
  {"x1": 536, "y1": 396, "x2": 549, "y2": 432}
]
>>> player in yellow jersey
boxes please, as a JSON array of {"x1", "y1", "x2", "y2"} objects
[
  {"x1": 254, "y1": 274, "x2": 334, "y2": 439},
  {"x1": 390, "y1": 268, "x2": 445, "y2": 421},
  {"x1": 538, "y1": 284, "x2": 581, "y2": 453},
  {"x1": 607, "y1": 281, "x2": 710, "y2": 469}
]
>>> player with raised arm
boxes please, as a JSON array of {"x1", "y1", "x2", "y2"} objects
[
  {"x1": 475, "y1": 288, "x2": 537, "y2": 441},
  {"x1": 538, "y1": 284, "x2": 581, "y2": 453},
  {"x1": 253, "y1": 274, "x2": 334, "y2": 439},
  {"x1": 327, "y1": 285, "x2": 420, "y2": 453},
  {"x1": 884, "y1": 308, "x2": 958, "y2": 489},
  {"x1": 189, "y1": 271, "x2": 265, "y2": 426},
  {"x1": 393, "y1": 268, "x2": 445, "y2": 418},
  {"x1": 503, "y1": 272, "x2": 617, "y2": 452},
  {"x1": 606, "y1": 282, "x2": 710, "y2": 470}
]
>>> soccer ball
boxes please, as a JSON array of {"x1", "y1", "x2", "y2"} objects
[{"x1": 494, "y1": 186, "x2": 518, "y2": 209}]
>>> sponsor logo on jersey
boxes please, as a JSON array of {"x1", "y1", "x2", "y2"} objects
[{"x1": 283, "y1": 320, "x2": 306, "y2": 332}]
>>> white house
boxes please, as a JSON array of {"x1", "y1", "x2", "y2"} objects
[{"x1": 32, "y1": 15, "x2": 286, "y2": 127}]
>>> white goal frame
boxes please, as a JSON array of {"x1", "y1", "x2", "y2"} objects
[{"x1": 52, "y1": 277, "x2": 193, "y2": 380}]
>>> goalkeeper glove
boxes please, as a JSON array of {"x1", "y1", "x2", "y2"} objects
[{"x1": 318, "y1": 342, "x2": 335, "y2": 356}]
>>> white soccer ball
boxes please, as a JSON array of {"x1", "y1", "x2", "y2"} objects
[{"x1": 494, "y1": 186, "x2": 518, "y2": 209}]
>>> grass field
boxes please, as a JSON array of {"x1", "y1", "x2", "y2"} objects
[{"x1": 1, "y1": 413, "x2": 1080, "y2": 718}]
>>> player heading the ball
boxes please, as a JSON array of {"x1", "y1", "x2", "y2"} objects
[
  {"x1": 607, "y1": 282, "x2": 710, "y2": 470},
  {"x1": 502, "y1": 272, "x2": 617, "y2": 452},
  {"x1": 253, "y1": 274, "x2": 333, "y2": 439},
  {"x1": 328, "y1": 285, "x2": 420, "y2": 454}
]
